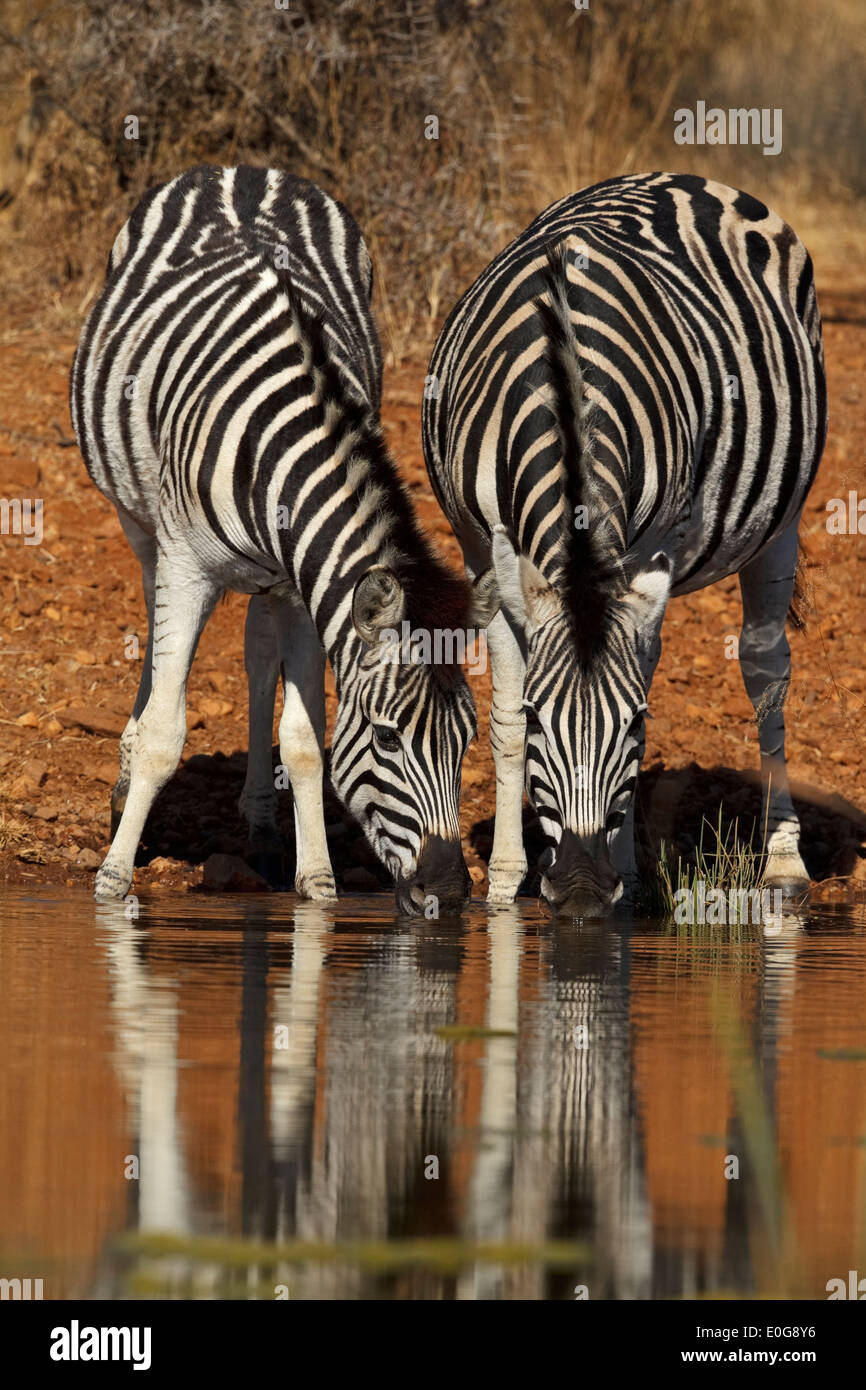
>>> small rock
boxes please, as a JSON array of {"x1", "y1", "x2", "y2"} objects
[
  {"x1": 33, "y1": 803, "x2": 59, "y2": 821},
  {"x1": 199, "y1": 696, "x2": 234, "y2": 718},
  {"x1": 44, "y1": 606, "x2": 61, "y2": 622},
  {"x1": 21, "y1": 759, "x2": 48, "y2": 787},
  {"x1": 74, "y1": 649, "x2": 98, "y2": 665},
  {"x1": 10, "y1": 776, "x2": 37, "y2": 798},
  {"x1": 44, "y1": 719, "x2": 64, "y2": 736},
  {"x1": 187, "y1": 709, "x2": 205, "y2": 730},
  {"x1": 93, "y1": 762, "x2": 117, "y2": 786},
  {"x1": 16, "y1": 710, "x2": 39, "y2": 727},
  {"x1": 146, "y1": 855, "x2": 176, "y2": 876},
  {"x1": 202, "y1": 853, "x2": 270, "y2": 893},
  {"x1": 57, "y1": 706, "x2": 125, "y2": 738},
  {"x1": 341, "y1": 866, "x2": 381, "y2": 891},
  {"x1": 75, "y1": 848, "x2": 102, "y2": 869},
  {"x1": 469, "y1": 865, "x2": 486, "y2": 885}
]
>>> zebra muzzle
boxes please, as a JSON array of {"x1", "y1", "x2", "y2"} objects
[
  {"x1": 398, "y1": 834, "x2": 471, "y2": 915},
  {"x1": 541, "y1": 830, "x2": 623, "y2": 920}
]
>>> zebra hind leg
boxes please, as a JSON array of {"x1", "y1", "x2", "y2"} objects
[
  {"x1": 738, "y1": 523, "x2": 810, "y2": 894},
  {"x1": 238, "y1": 594, "x2": 285, "y2": 884},
  {"x1": 270, "y1": 589, "x2": 337, "y2": 902},
  {"x1": 95, "y1": 556, "x2": 221, "y2": 901},
  {"x1": 111, "y1": 514, "x2": 157, "y2": 839}
]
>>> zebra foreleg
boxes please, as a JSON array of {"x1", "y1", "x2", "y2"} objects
[
  {"x1": 95, "y1": 560, "x2": 221, "y2": 901},
  {"x1": 486, "y1": 608, "x2": 528, "y2": 904},
  {"x1": 111, "y1": 514, "x2": 157, "y2": 839},
  {"x1": 611, "y1": 617, "x2": 664, "y2": 902},
  {"x1": 738, "y1": 524, "x2": 810, "y2": 893},
  {"x1": 271, "y1": 592, "x2": 337, "y2": 902},
  {"x1": 238, "y1": 594, "x2": 283, "y2": 872}
]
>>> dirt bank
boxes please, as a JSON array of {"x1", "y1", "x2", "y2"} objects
[{"x1": 1, "y1": 290, "x2": 864, "y2": 903}]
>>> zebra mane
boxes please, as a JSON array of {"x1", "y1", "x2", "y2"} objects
[
  {"x1": 536, "y1": 242, "x2": 627, "y2": 657},
  {"x1": 277, "y1": 266, "x2": 473, "y2": 679}
]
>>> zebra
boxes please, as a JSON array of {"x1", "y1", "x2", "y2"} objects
[
  {"x1": 70, "y1": 164, "x2": 497, "y2": 912},
  {"x1": 422, "y1": 172, "x2": 827, "y2": 917}
]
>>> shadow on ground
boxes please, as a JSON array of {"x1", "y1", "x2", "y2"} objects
[
  {"x1": 467, "y1": 761, "x2": 866, "y2": 895},
  {"x1": 139, "y1": 750, "x2": 866, "y2": 900},
  {"x1": 139, "y1": 748, "x2": 388, "y2": 891}
]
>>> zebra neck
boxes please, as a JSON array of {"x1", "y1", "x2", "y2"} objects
[{"x1": 279, "y1": 430, "x2": 418, "y2": 690}]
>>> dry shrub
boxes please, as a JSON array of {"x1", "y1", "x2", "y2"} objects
[{"x1": 0, "y1": 0, "x2": 862, "y2": 360}]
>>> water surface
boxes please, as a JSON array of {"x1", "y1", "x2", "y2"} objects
[{"x1": 1, "y1": 890, "x2": 864, "y2": 1299}]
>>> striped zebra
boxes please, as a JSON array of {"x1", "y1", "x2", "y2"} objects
[
  {"x1": 71, "y1": 164, "x2": 496, "y2": 911},
  {"x1": 423, "y1": 172, "x2": 827, "y2": 916}
]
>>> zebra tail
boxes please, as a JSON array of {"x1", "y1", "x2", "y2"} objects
[{"x1": 788, "y1": 537, "x2": 810, "y2": 631}]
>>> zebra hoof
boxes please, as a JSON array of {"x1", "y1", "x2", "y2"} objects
[
  {"x1": 95, "y1": 862, "x2": 132, "y2": 901},
  {"x1": 487, "y1": 866, "x2": 526, "y2": 905},
  {"x1": 764, "y1": 853, "x2": 811, "y2": 901},
  {"x1": 765, "y1": 875, "x2": 812, "y2": 902},
  {"x1": 296, "y1": 870, "x2": 338, "y2": 902}
]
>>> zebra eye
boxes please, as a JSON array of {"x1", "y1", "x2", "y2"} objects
[
  {"x1": 523, "y1": 704, "x2": 542, "y2": 731},
  {"x1": 372, "y1": 724, "x2": 401, "y2": 752},
  {"x1": 626, "y1": 708, "x2": 646, "y2": 739},
  {"x1": 606, "y1": 807, "x2": 627, "y2": 833}
]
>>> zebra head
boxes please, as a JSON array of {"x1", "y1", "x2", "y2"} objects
[
  {"x1": 330, "y1": 564, "x2": 499, "y2": 916},
  {"x1": 492, "y1": 526, "x2": 671, "y2": 918}
]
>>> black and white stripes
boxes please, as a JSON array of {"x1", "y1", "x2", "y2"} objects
[
  {"x1": 71, "y1": 164, "x2": 493, "y2": 911},
  {"x1": 423, "y1": 172, "x2": 827, "y2": 914}
]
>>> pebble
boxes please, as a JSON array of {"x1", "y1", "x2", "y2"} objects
[
  {"x1": 199, "y1": 697, "x2": 234, "y2": 718},
  {"x1": 146, "y1": 856, "x2": 176, "y2": 876},
  {"x1": 58, "y1": 706, "x2": 125, "y2": 738}
]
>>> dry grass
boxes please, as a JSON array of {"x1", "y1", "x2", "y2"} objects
[
  {"x1": 0, "y1": 810, "x2": 43, "y2": 862},
  {"x1": 0, "y1": 0, "x2": 863, "y2": 362}
]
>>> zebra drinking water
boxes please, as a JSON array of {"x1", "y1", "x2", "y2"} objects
[
  {"x1": 71, "y1": 164, "x2": 496, "y2": 911},
  {"x1": 422, "y1": 172, "x2": 827, "y2": 916}
]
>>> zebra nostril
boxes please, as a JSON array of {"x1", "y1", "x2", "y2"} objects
[{"x1": 539, "y1": 846, "x2": 555, "y2": 872}]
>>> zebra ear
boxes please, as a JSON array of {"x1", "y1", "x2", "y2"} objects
[
  {"x1": 352, "y1": 566, "x2": 406, "y2": 644},
  {"x1": 491, "y1": 524, "x2": 560, "y2": 633},
  {"x1": 466, "y1": 567, "x2": 500, "y2": 628},
  {"x1": 622, "y1": 553, "x2": 672, "y2": 641}
]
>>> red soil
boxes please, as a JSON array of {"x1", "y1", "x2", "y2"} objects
[{"x1": 1, "y1": 290, "x2": 864, "y2": 903}]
